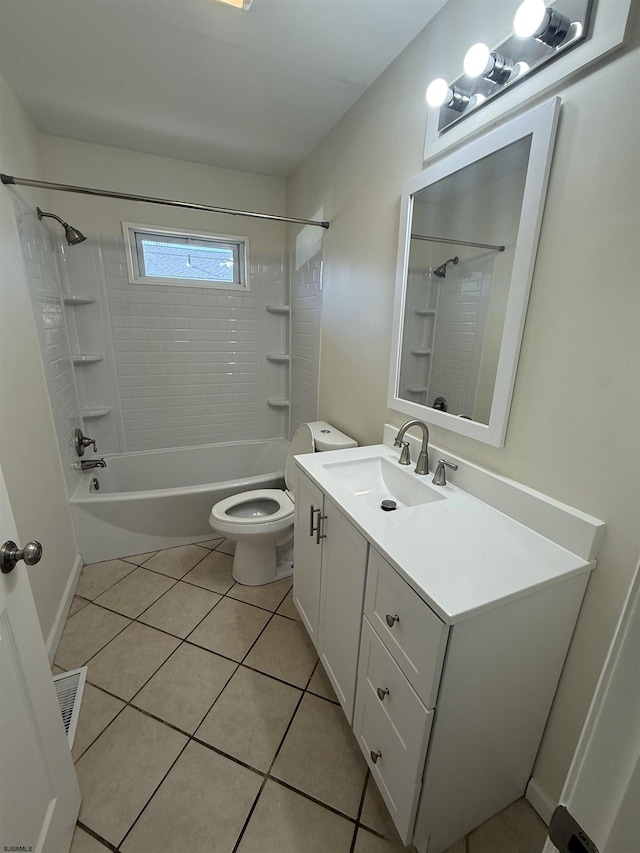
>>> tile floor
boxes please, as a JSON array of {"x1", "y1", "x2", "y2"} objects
[{"x1": 55, "y1": 538, "x2": 549, "y2": 853}]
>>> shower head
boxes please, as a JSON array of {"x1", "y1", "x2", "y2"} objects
[
  {"x1": 433, "y1": 256, "x2": 459, "y2": 278},
  {"x1": 37, "y1": 207, "x2": 86, "y2": 245}
]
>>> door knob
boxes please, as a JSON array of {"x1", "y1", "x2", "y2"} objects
[
  {"x1": 370, "y1": 749, "x2": 382, "y2": 764},
  {"x1": 385, "y1": 613, "x2": 400, "y2": 628},
  {"x1": 377, "y1": 687, "x2": 390, "y2": 701},
  {"x1": 1, "y1": 540, "x2": 43, "y2": 574}
]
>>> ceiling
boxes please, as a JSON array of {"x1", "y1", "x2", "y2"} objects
[{"x1": 0, "y1": 0, "x2": 448, "y2": 177}]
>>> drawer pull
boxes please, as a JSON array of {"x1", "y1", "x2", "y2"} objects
[
  {"x1": 370, "y1": 749, "x2": 382, "y2": 764},
  {"x1": 376, "y1": 687, "x2": 390, "y2": 702},
  {"x1": 309, "y1": 505, "x2": 320, "y2": 537},
  {"x1": 385, "y1": 613, "x2": 400, "y2": 628}
]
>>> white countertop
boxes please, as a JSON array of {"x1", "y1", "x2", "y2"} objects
[{"x1": 296, "y1": 443, "x2": 595, "y2": 624}]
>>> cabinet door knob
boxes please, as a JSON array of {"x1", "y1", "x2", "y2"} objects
[
  {"x1": 370, "y1": 749, "x2": 382, "y2": 764},
  {"x1": 385, "y1": 613, "x2": 400, "y2": 628},
  {"x1": 376, "y1": 687, "x2": 390, "y2": 702}
]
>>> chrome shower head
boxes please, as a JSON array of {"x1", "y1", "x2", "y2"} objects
[
  {"x1": 433, "y1": 256, "x2": 459, "y2": 278},
  {"x1": 37, "y1": 207, "x2": 86, "y2": 245}
]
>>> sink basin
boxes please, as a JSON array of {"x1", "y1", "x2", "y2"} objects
[{"x1": 323, "y1": 455, "x2": 445, "y2": 511}]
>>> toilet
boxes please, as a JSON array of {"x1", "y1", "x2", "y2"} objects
[{"x1": 209, "y1": 421, "x2": 357, "y2": 586}]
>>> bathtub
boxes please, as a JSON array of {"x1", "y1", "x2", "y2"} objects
[{"x1": 70, "y1": 438, "x2": 288, "y2": 563}]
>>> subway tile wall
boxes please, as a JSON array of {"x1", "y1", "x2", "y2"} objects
[
  {"x1": 14, "y1": 201, "x2": 83, "y2": 493},
  {"x1": 290, "y1": 248, "x2": 322, "y2": 437}
]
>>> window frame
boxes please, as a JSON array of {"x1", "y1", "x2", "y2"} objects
[{"x1": 122, "y1": 221, "x2": 250, "y2": 291}]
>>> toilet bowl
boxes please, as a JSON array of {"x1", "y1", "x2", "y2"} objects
[{"x1": 209, "y1": 421, "x2": 356, "y2": 586}]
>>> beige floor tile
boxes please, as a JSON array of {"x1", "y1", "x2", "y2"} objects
[
  {"x1": 70, "y1": 825, "x2": 111, "y2": 852},
  {"x1": 197, "y1": 537, "x2": 224, "y2": 549},
  {"x1": 76, "y1": 706, "x2": 187, "y2": 847},
  {"x1": 88, "y1": 622, "x2": 180, "y2": 700},
  {"x1": 353, "y1": 828, "x2": 411, "y2": 852},
  {"x1": 55, "y1": 604, "x2": 130, "y2": 670},
  {"x1": 121, "y1": 740, "x2": 262, "y2": 853},
  {"x1": 133, "y1": 643, "x2": 237, "y2": 733},
  {"x1": 243, "y1": 614, "x2": 316, "y2": 687},
  {"x1": 196, "y1": 666, "x2": 301, "y2": 771},
  {"x1": 237, "y1": 779, "x2": 354, "y2": 853},
  {"x1": 272, "y1": 692, "x2": 367, "y2": 818},
  {"x1": 469, "y1": 798, "x2": 547, "y2": 853},
  {"x1": 444, "y1": 841, "x2": 466, "y2": 853},
  {"x1": 72, "y1": 683, "x2": 126, "y2": 761},
  {"x1": 360, "y1": 775, "x2": 402, "y2": 842},
  {"x1": 308, "y1": 660, "x2": 339, "y2": 703},
  {"x1": 228, "y1": 576, "x2": 292, "y2": 611},
  {"x1": 94, "y1": 567, "x2": 175, "y2": 618},
  {"x1": 215, "y1": 538, "x2": 236, "y2": 555},
  {"x1": 121, "y1": 550, "x2": 157, "y2": 565},
  {"x1": 188, "y1": 597, "x2": 271, "y2": 661},
  {"x1": 52, "y1": 664, "x2": 64, "y2": 675},
  {"x1": 69, "y1": 595, "x2": 91, "y2": 617},
  {"x1": 140, "y1": 543, "x2": 209, "y2": 578},
  {"x1": 138, "y1": 580, "x2": 221, "y2": 637},
  {"x1": 276, "y1": 588, "x2": 301, "y2": 621},
  {"x1": 75, "y1": 559, "x2": 136, "y2": 600},
  {"x1": 182, "y1": 549, "x2": 235, "y2": 593}
]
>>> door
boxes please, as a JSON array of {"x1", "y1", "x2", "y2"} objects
[
  {"x1": 0, "y1": 460, "x2": 80, "y2": 852},
  {"x1": 318, "y1": 497, "x2": 368, "y2": 723},
  {"x1": 293, "y1": 469, "x2": 324, "y2": 647},
  {"x1": 543, "y1": 559, "x2": 640, "y2": 853}
]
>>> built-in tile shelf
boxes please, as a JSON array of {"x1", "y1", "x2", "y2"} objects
[
  {"x1": 407, "y1": 386, "x2": 429, "y2": 394},
  {"x1": 82, "y1": 406, "x2": 112, "y2": 419},
  {"x1": 73, "y1": 353, "x2": 104, "y2": 365},
  {"x1": 267, "y1": 398, "x2": 290, "y2": 408},
  {"x1": 266, "y1": 353, "x2": 290, "y2": 364},
  {"x1": 415, "y1": 308, "x2": 435, "y2": 316},
  {"x1": 410, "y1": 349, "x2": 432, "y2": 356},
  {"x1": 265, "y1": 304, "x2": 290, "y2": 315},
  {"x1": 63, "y1": 294, "x2": 96, "y2": 305}
]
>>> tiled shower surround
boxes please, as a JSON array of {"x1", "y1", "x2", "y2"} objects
[{"x1": 21, "y1": 215, "x2": 321, "y2": 458}]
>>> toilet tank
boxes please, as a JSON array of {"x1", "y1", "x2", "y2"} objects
[{"x1": 307, "y1": 421, "x2": 358, "y2": 452}]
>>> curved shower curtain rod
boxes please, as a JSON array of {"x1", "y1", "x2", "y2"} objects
[{"x1": 0, "y1": 173, "x2": 331, "y2": 230}]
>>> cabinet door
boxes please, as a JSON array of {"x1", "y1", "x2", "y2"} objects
[
  {"x1": 293, "y1": 469, "x2": 324, "y2": 648},
  {"x1": 318, "y1": 497, "x2": 368, "y2": 723}
]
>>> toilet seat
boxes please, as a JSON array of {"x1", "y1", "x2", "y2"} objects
[{"x1": 209, "y1": 488, "x2": 294, "y2": 537}]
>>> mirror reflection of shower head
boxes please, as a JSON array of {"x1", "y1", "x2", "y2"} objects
[
  {"x1": 36, "y1": 207, "x2": 86, "y2": 245},
  {"x1": 433, "y1": 256, "x2": 459, "y2": 278}
]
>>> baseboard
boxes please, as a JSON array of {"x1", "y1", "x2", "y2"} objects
[
  {"x1": 526, "y1": 776, "x2": 556, "y2": 825},
  {"x1": 46, "y1": 553, "x2": 83, "y2": 663}
]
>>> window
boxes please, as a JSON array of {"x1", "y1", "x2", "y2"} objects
[{"x1": 123, "y1": 222, "x2": 249, "y2": 290}]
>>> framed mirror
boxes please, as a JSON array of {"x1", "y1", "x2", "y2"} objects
[{"x1": 388, "y1": 97, "x2": 560, "y2": 447}]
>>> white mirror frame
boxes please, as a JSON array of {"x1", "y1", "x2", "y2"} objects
[{"x1": 388, "y1": 97, "x2": 561, "y2": 447}]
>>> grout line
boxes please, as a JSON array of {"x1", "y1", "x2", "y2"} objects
[{"x1": 75, "y1": 820, "x2": 118, "y2": 852}]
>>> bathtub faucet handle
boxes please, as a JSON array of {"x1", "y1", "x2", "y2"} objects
[{"x1": 74, "y1": 428, "x2": 97, "y2": 457}]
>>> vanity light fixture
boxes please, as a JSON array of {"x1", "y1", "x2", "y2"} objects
[
  {"x1": 513, "y1": 0, "x2": 574, "y2": 47},
  {"x1": 214, "y1": 0, "x2": 252, "y2": 9},
  {"x1": 464, "y1": 43, "x2": 516, "y2": 84}
]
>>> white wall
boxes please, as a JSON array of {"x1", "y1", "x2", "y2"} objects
[
  {"x1": 288, "y1": 0, "x2": 640, "y2": 814},
  {"x1": 0, "y1": 73, "x2": 80, "y2": 649}
]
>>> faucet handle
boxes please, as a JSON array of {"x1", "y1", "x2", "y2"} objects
[
  {"x1": 432, "y1": 459, "x2": 458, "y2": 486},
  {"x1": 74, "y1": 428, "x2": 97, "y2": 457}
]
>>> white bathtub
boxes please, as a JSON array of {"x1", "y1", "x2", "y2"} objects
[{"x1": 70, "y1": 439, "x2": 288, "y2": 563}]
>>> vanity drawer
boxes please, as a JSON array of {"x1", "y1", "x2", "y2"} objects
[
  {"x1": 364, "y1": 547, "x2": 448, "y2": 708},
  {"x1": 353, "y1": 659, "x2": 433, "y2": 844}
]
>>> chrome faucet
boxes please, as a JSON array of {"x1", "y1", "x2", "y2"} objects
[
  {"x1": 394, "y1": 419, "x2": 430, "y2": 475},
  {"x1": 432, "y1": 458, "x2": 458, "y2": 486},
  {"x1": 80, "y1": 458, "x2": 107, "y2": 470}
]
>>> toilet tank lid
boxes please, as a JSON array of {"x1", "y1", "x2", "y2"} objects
[{"x1": 307, "y1": 421, "x2": 358, "y2": 452}]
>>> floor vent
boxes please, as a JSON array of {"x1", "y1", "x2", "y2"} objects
[{"x1": 53, "y1": 666, "x2": 87, "y2": 748}]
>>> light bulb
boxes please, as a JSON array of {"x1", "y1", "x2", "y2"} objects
[
  {"x1": 514, "y1": 0, "x2": 547, "y2": 38},
  {"x1": 426, "y1": 78, "x2": 451, "y2": 108},
  {"x1": 464, "y1": 43, "x2": 491, "y2": 78}
]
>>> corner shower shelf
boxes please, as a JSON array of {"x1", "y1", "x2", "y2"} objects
[
  {"x1": 410, "y1": 349, "x2": 432, "y2": 356},
  {"x1": 266, "y1": 353, "x2": 290, "y2": 364},
  {"x1": 82, "y1": 406, "x2": 112, "y2": 419},
  {"x1": 63, "y1": 294, "x2": 96, "y2": 305},
  {"x1": 73, "y1": 353, "x2": 104, "y2": 365},
  {"x1": 406, "y1": 386, "x2": 429, "y2": 394},
  {"x1": 414, "y1": 308, "x2": 436, "y2": 316},
  {"x1": 265, "y1": 304, "x2": 290, "y2": 315},
  {"x1": 267, "y1": 399, "x2": 290, "y2": 408}
]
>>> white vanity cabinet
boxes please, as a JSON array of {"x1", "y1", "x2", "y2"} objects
[{"x1": 293, "y1": 468, "x2": 368, "y2": 723}]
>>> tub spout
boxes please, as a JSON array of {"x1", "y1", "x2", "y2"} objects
[{"x1": 80, "y1": 458, "x2": 107, "y2": 470}]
